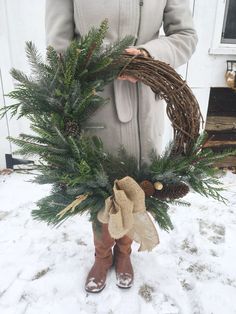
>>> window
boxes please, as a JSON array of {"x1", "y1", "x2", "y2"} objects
[
  {"x1": 221, "y1": 0, "x2": 236, "y2": 44},
  {"x1": 210, "y1": 0, "x2": 236, "y2": 55}
]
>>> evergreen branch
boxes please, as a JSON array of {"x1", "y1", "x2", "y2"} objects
[{"x1": 146, "y1": 197, "x2": 174, "y2": 232}]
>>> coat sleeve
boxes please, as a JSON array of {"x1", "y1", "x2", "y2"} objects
[
  {"x1": 45, "y1": 0, "x2": 75, "y2": 53},
  {"x1": 135, "y1": 0, "x2": 198, "y2": 68}
]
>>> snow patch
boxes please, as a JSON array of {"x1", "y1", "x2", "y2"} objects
[{"x1": 0, "y1": 171, "x2": 236, "y2": 313}]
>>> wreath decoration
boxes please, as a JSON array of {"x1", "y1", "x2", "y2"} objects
[{"x1": 1, "y1": 20, "x2": 235, "y2": 245}]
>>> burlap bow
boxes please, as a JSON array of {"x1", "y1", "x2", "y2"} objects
[{"x1": 97, "y1": 176, "x2": 159, "y2": 251}]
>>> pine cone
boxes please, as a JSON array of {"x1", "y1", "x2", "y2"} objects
[
  {"x1": 139, "y1": 180, "x2": 155, "y2": 197},
  {"x1": 58, "y1": 182, "x2": 67, "y2": 192},
  {"x1": 65, "y1": 120, "x2": 80, "y2": 136},
  {"x1": 154, "y1": 182, "x2": 189, "y2": 200}
]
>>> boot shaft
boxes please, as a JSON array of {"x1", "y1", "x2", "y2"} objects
[
  {"x1": 92, "y1": 221, "x2": 115, "y2": 260},
  {"x1": 114, "y1": 234, "x2": 133, "y2": 256}
]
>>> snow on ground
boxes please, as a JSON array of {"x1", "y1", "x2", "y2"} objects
[{"x1": 0, "y1": 170, "x2": 236, "y2": 314}]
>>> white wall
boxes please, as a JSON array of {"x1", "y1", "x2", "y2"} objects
[
  {"x1": 0, "y1": 69, "x2": 11, "y2": 167},
  {"x1": 0, "y1": 0, "x2": 46, "y2": 168},
  {"x1": 189, "y1": 0, "x2": 236, "y2": 129},
  {"x1": 189, "y1": 0, "x2": 233, "y2": 88}
]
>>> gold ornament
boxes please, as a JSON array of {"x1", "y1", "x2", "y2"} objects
[{"x1": 154, "y1": 181, "x2": 163, "y2": 190}]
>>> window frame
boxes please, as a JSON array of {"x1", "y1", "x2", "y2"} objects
[{"x1": 209, "y1": 0, "x2": 236, "y2": 55}]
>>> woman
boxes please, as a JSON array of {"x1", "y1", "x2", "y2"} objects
[{"x1": 45, "y1": 0, "x2": 198, "y2": 293}]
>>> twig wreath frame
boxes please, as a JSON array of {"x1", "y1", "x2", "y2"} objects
[{"x1": 116, "y1": 52, "x2": 204, "y2": 155}]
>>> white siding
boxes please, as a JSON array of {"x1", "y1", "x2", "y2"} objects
[
  {"x1": 0, "y1": 0, "x2": 46, "y2": 168},
  {"x1": 188, "y1": 0, "x2": 236, "y2": 130},
  {"x1": 0, "y1": 69, "x2": 11, "y2": 167}
]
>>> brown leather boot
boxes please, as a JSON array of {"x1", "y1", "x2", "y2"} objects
[
  {"x1": 113, "y1": 234, "x2": 134, "y2": 288},
  {"x1": 85, "y1": 222, "x2": 115, "y2": 293}
]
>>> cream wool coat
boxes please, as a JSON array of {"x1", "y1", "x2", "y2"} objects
[{"x1": 45, "y1": 0, "x2": 198, "y2": 168}]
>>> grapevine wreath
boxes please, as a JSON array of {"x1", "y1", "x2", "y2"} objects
[{"x1": 1, "y1": 20, "x2": 235, "y2": 245}]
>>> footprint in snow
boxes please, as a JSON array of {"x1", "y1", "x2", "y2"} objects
[
  {"x1": 198, "y1": 219, "x2": 225, "y2": 244},
  {"x1": 0, "y1": 211, "x2": 9, "y2": 220},
  {"x1": 181, "y1": 239, "x2": 198, "y2": 255},
  {"x1": 140, "y1": 286, "x2": 181, "y2": 314},
  {"x1": 138, "y1": 284, "x2": 155, "y2": 302}
]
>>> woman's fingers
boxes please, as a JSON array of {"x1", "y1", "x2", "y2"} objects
[
  {"x1": 124, "y1": 48, "x2": 142, "y2": 56},
  {"x1": 117, "y1": 48, "x2": 142, "y2": 83},
  {"x1": 118, "y1": 74, "x2": 138, "y2": 83}
]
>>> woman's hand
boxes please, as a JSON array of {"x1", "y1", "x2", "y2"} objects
[{"x1": 117, "y1": 48, "x2": 149, "y2": 83}]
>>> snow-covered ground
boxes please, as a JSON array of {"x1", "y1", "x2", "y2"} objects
[{"x1": 0, "y1": 171, "x2": 236, "y2": 314}]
